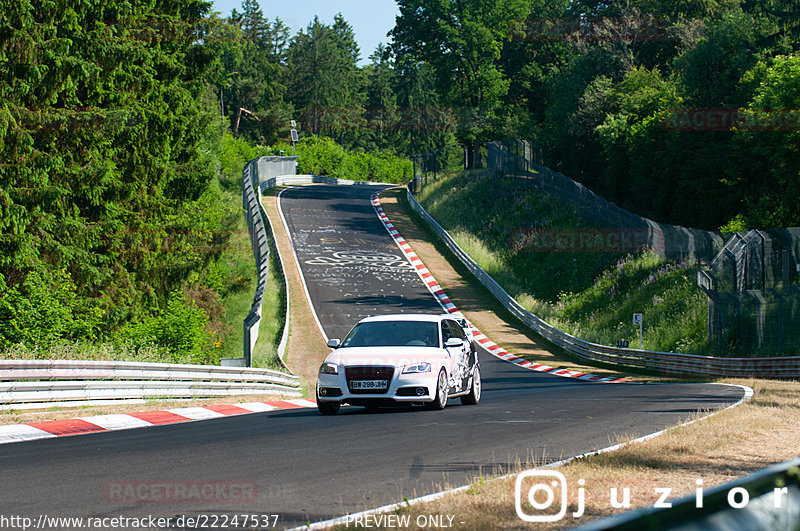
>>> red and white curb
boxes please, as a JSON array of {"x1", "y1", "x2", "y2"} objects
[
  {"x1": 0, "y1": 399, "x2": 317, "y2": 445},
  {"x1": 371, "y1": 193, "x2": 626, "y2": 384}
]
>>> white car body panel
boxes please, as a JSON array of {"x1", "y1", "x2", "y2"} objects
[{"x1": 316, "y1": 314, "x2": 479, "y2": 411}]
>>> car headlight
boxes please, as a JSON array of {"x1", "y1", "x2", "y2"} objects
[
  {"x1": 319, "y1": 362, "x2": 338, "y2": 375},
  {"x1": 402, "y1": 362, "x2": 431, "y2": 374}
]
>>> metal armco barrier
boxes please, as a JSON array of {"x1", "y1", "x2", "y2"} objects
[
  {"x1": 406, "y1": 184, "x2": 800, "y2": 379},
  {"x1": 0, "y1": 359, "x2": 302, "y2": 408},
  {"x1": 258, "y1": 174, "x2": 392, "y2": 189},
  {"x1": 575, "y1": 457, "x2": 800, "y2": 530},
  {"x1": 242, "y1": 160, "x2": 271, "y2": 367},
  {"x1": 244, "y1": 156, "x2": 392, "y2": 370}
]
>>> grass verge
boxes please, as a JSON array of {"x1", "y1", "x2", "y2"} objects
[{"x1": 415, "y1": 172, "x2": 716, "y2": 356}]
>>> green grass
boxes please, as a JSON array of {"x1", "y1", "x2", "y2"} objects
[
  {"x1": 249, "y1": 246, "x2": 287, "y2": 371},
  {"x1": 205, "y1": 147, "x2": 285, "y2": 370},
  {"x1": 0, "y1": 341, "x2": 183, "y2": 363},
  {"x1": 416, "y1": 172, "x2": 720, "y2": 355}
]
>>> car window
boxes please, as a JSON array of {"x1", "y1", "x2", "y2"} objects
[
  {"x1": 342, "y1": 321, "x2": 439, "y2": 348},
  {"x1": 442, "y1": 321, "x2": 465, "y2": 343},
  {"x1": 441, "y1": 322, "x2": 454, "y2": 343},
  {"x1": 445, "y1": 320, "x2": 467, "y2": 341}
]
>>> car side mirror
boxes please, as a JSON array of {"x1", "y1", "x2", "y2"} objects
[
  {"x1": 445, "y1": 337, "x2": 463, "y2": 348},
  {"x1": 327, "y1": 338, "x2": 341, "y2": 349}
]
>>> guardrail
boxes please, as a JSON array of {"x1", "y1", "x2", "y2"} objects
[
  {"x1": 0, "y1": 359, "x2": 302, "y2": 409},
  {"x1": 576, "y1": 456, "x2": 800, "y2": 530},
  {"x1": 244, "y1": 163, "x2": 392, "y2": 368},
  {"x1": 259, "y1": 174, "x2": 392, "y2": 189},
  {"x1": 242, "y1": 160, "x2": 271, "y2": 367},
  {"x1": 406, "y1": 184, "x2": 800, "y2": 379}
]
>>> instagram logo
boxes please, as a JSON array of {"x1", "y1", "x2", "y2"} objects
[{"x1": 515, "y1": 470, "x2": 569, "y2": 522}]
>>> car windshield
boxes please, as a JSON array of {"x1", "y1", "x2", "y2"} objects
[{"x1": 342, "y1": 321, "x2": 439, "y2": 348}]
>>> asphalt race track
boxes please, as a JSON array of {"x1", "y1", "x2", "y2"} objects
[
  {"x1": 0, "y1": 184, "x2": 745, "y2": 529},
  {"x1": 277, "y1": 184, "x2": 442, "y2": 340}
]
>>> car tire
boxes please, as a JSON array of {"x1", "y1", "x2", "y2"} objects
[
  {"x1": 317, "y1": 393, "x2": 340, "y2": 415},
  {"x1": 461, "y1": 364, "x2": 481, "y2": 405},
  {"x1": 427, "y1": 368, "x2": 448, "y2": 410}
]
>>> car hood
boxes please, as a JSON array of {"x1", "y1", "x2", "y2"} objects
[{"x1": 324, "y1": 346, "x2": 445, "y2": 368}]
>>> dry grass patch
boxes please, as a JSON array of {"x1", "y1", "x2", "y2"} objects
[
  {"x1": 262, "y1": 187, "x2": 330, "y2": 398},
  {"x1": 340, "y1": 379, "x2": 798, "y2": 530}
]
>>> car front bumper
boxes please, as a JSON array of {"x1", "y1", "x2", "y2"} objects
[{"x1": 316, "y1": 370, "x2": 438, "y2": 404}]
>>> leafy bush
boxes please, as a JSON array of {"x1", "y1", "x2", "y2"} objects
[
  {"x1": 294, "y1": 136, "x2": 412, "y2": 183},
  {"x1": 122, "y1": 290, "x2": 215, "y2": 365},
  {"x1": 0, "y1": 270, "x2": 102, "y2": 349}
]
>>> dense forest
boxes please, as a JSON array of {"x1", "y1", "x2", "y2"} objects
[
  {"x1": 1, "y1": 0, "x2": 798, "y2": 353},
  {"x1": 217, "y1": 0, "x2": 800, "y2": 230}
]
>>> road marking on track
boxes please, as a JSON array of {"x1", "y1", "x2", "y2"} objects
[{"x1": 370, "y1": 192, "x2": 627, "y2": 383}]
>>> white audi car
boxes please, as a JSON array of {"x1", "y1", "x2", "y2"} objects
[{"x1": 316, "y1": 314, "x2": 481, "y2": 415}]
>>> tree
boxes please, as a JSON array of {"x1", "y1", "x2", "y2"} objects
[
  {"x1": 240, "y1": 0, "x2": 268, "y2": 44},
  {"x1": 265, "y1": 17, "x2": 291, "y2": 64},
  {"x1": 727, "y1": 54, "x2": 800, "y2": 228},
  {"x1": 0, "y1": 0, "x2": 223, "y2": 341},
  {"x1": 360, "y1": 44, "x2": 398, "y2": 152},
  {"x1": 209, "y1": 8, "x2": 287, "y2": 143},
  {"x1": 392, "y1": 0, "x2": 532, "y2": 166},
  {"x1": 287, "y1": 15, "x2": 364, "y2": 144}
]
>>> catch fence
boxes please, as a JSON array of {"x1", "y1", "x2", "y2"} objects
[
  {"x1": 415, "y1": 139, "x2": 800, "y2": 357},
  {"x1": 699, "y1": 228, "x2": 800, "y2": 354}
]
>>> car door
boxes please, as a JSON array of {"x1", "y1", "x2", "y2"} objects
[{"x1": 442, "y1": 320, "x2": 470, "y2": 391}]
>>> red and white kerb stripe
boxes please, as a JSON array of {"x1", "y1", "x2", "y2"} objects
[
  {"x1": 0, "y1": 399, "x2": 317, "y2": 445},
  {"x1": 371, "y1": 193, "x2": 626, "y2": 384}
]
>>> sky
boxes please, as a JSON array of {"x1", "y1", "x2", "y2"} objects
[{"x1": 210, "y1": 0, "x2": 400, "y2": 65}]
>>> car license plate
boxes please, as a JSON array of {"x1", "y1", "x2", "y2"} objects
[{"x1": 350, "y1": 380, "x2": 388, "y2": 390}]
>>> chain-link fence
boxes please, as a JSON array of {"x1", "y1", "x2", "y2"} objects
[
  {"x1": 699, "y1": 229, "x2": 800, "y2": 354},
  {"x1": 417, "y1": 139, "x2": 800, "y2": 356},
  {"x1": 410, "y1": 143, "x2": 465, "y2": 192},
  {"x1": 485, "y1": 139, "x2": 725, "y2": 263}
]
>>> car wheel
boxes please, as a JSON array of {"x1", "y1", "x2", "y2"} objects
[
  {"x1": 427, "y1": 368, "x2": 448, "y2": 410},
  {"x1": 461, "y1": 365, "x2": 481, "y2": 405},
  {"x1": 317, "y1": 392, "x2": 340, "y2": 415}
]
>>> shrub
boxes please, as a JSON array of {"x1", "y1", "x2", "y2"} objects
[
  {"x1": 0, "y1": 270, "x2": 102, "y2": 349},
  {"x1": 122, "y1": 290, "x2": 215, "y2": 365},
  {"x1": 294, "y1": 136, "x2": 412, "y2": 183}
]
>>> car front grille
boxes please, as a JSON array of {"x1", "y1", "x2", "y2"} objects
[{"x1": 345, "y1": 366, "x2": 394, "y2": 394}]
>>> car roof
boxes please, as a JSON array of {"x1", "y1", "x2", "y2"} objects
[{"x1": 358, "y1": 313, "x2": 447, "y2": 324}]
